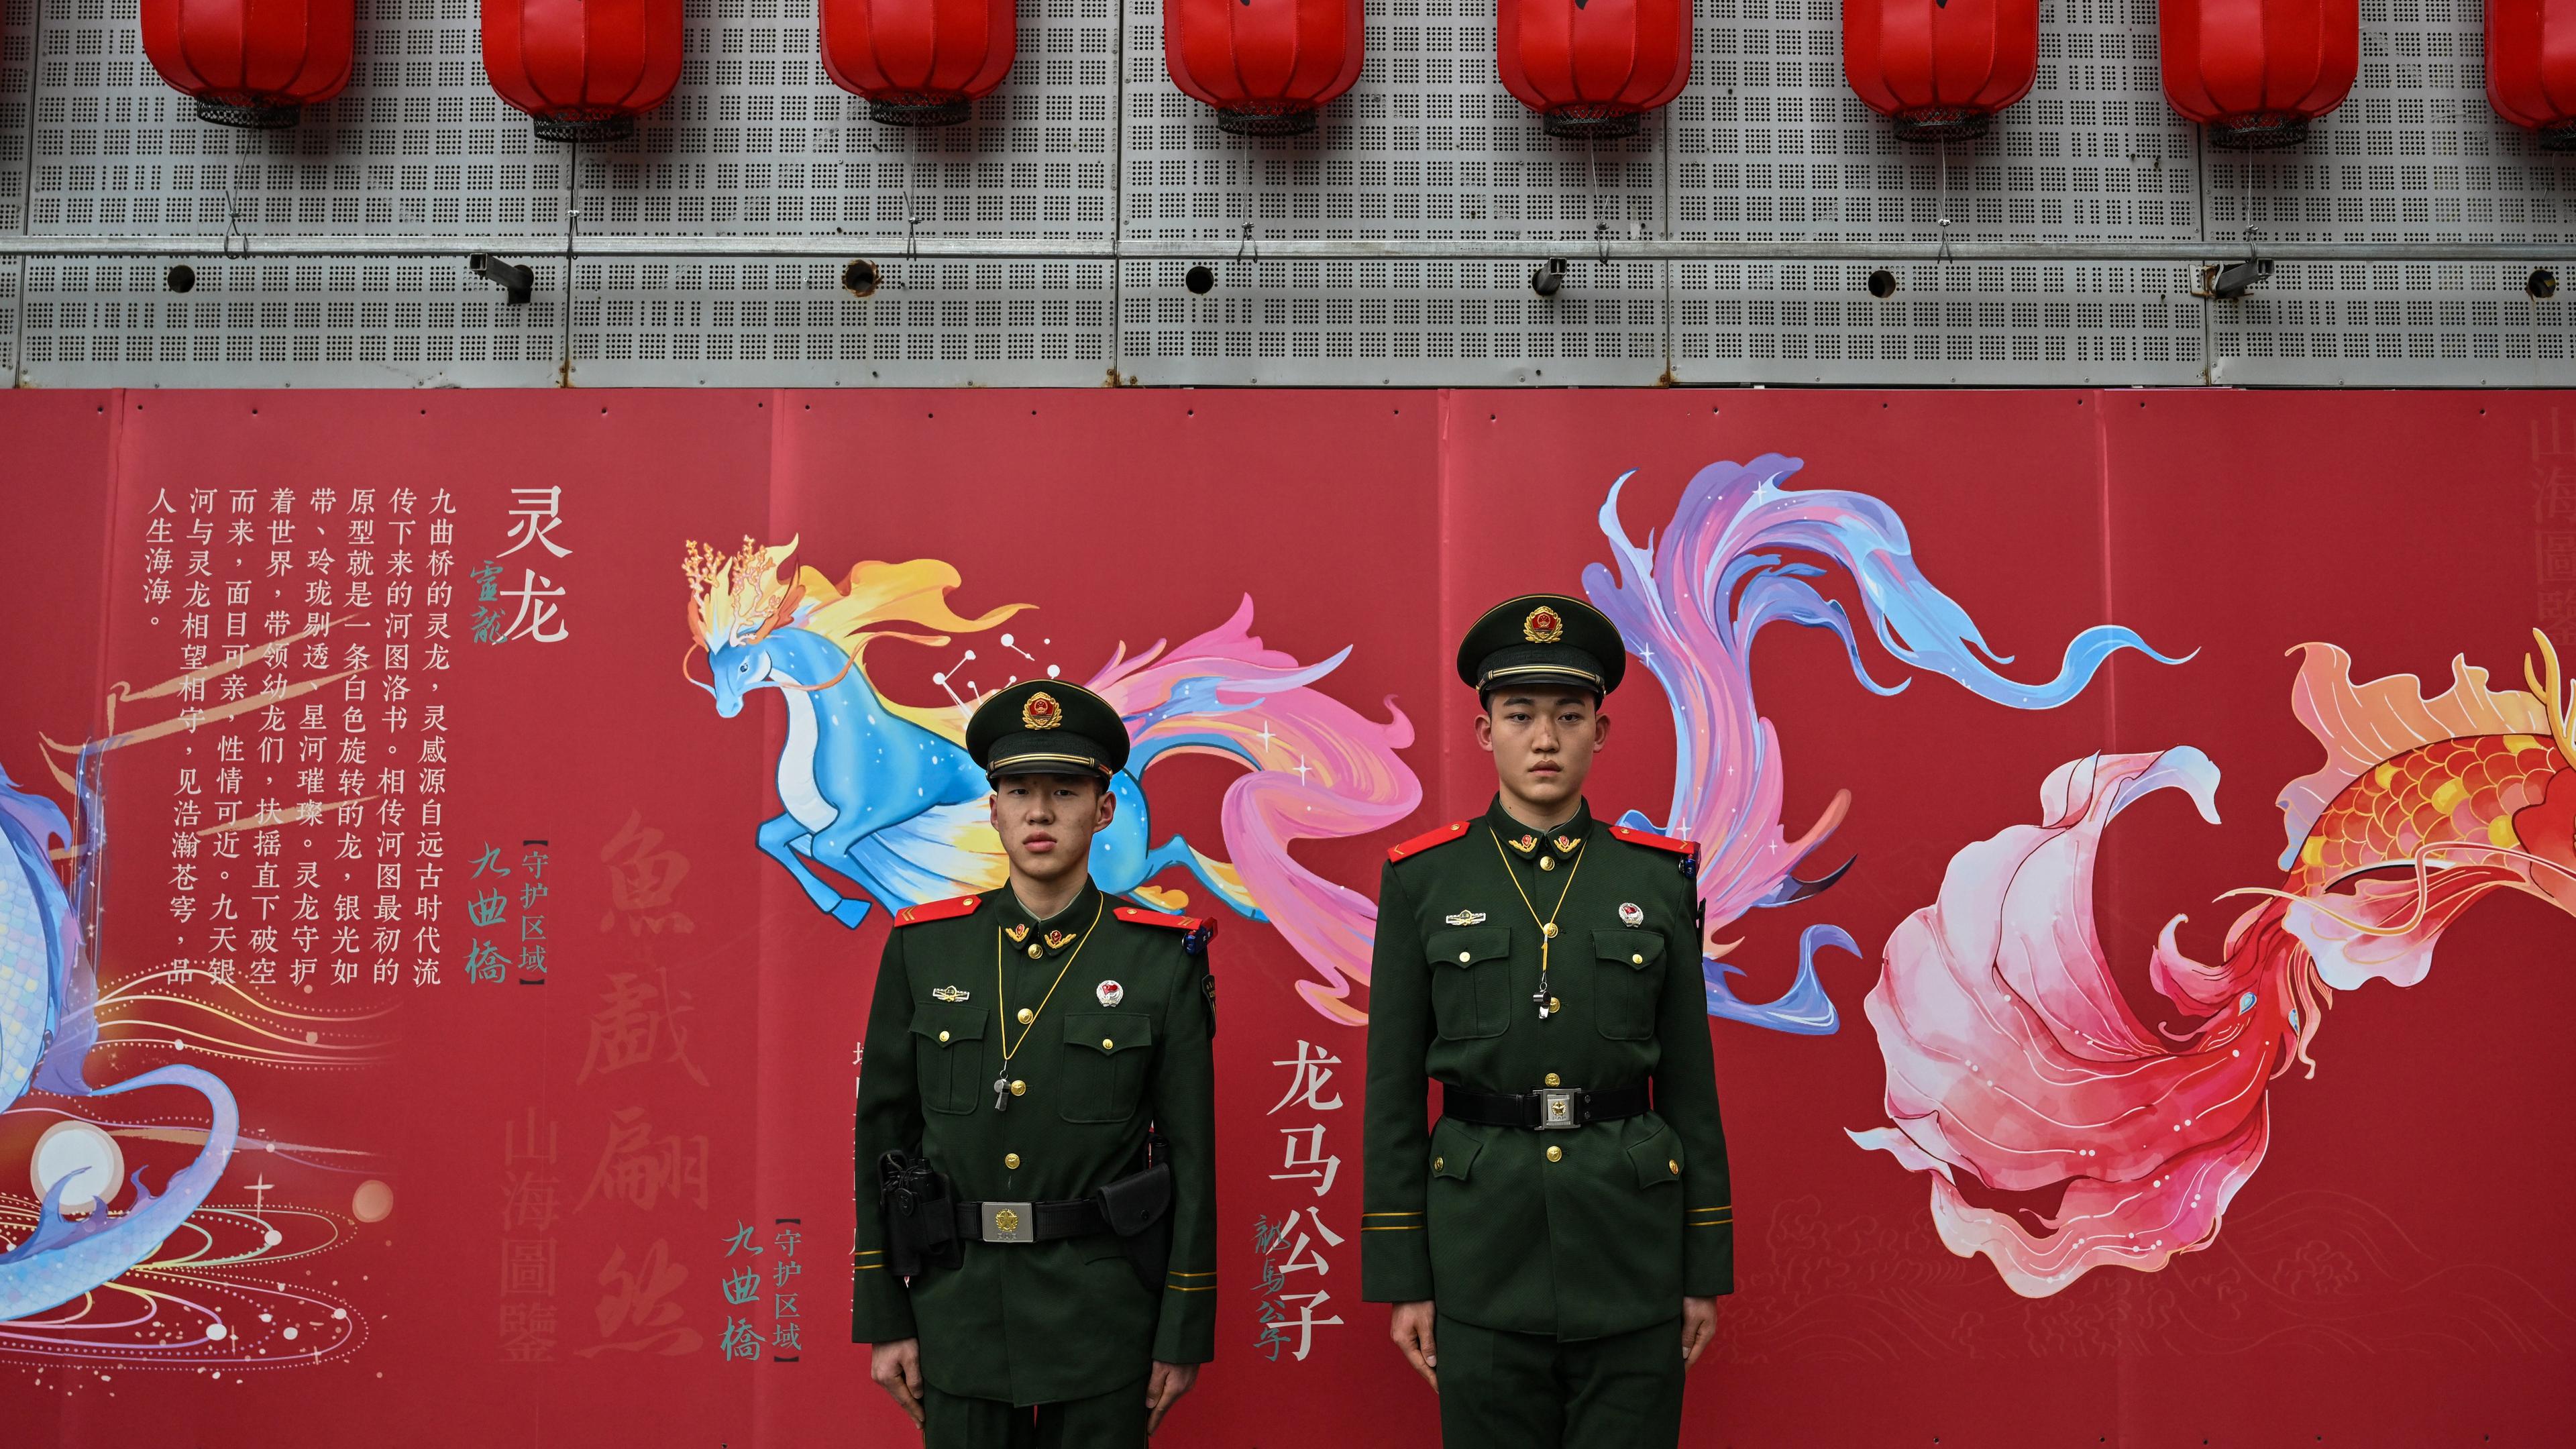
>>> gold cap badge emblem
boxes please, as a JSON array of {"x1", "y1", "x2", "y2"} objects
[
  {"x1": 992, "y1": 1207, "x2": 1020, "y2": 1234},
  {"x1": 1020, "y1": 690, "x2": 1063, "y2": 730},
  {"x1": 1523, "y1": 605, "x2": 1565, "y2": 643}
]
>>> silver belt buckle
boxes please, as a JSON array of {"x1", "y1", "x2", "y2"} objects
[
  {"x1": 980, "y1": 1201, "x2": 1036, "y2": 1244},
  {"x1": 1536, "y1": 1088, "x2": 1577, "y2": 1130}
]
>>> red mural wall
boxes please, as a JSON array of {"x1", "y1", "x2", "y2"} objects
[{"x1": 1, "y1": 388, "x2": 2570, "y2": 1446}]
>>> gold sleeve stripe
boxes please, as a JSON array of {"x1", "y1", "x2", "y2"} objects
[
  {"x1": 1686, "y1": 1205, "x2": 1731, "y2": 1213},
  {"x1": 1165, "y1": 1284, "x2": 1216, "y2": 1293},
  {"x1": 855, "y1": 1263, "x2": 887, "y2": 1270},
  {"x1": 1167, "y1": 1270, "x2": 1217, "y2": 1279},
  {"x1": 1361, "y1": 1224, "x2": 1424, "y2": 1231},
  {"x1": 1362, "y1": 1210, "x2": 1423, "y2": 1216}
]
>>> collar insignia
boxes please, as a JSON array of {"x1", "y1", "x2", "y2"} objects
[
  {"x1": 1523, "y1": 605, "x2": 1565, "y2": 643},
  {"x1": 1509, "y1": 833, "x2": 1538, "y2": 854},
  {"x1": 932, "y1": 985, "x2": 971, "y2": 1002},
  {"x1": 1044, "y1": 929, "x2": 1078, "y2": 951},
  {"x1": 1445, "y1": 909, "x2": 1487, "y2": 926},
  {"x1": 1552, "y1": 834, "x2": 1582, "y2": 854},
  {"x1": 1021, "y1": 690, "x2": 1064, "y2": 730},
  {"x1": 1004, "y1": 923, "x2": 1031, "y2": 943}
]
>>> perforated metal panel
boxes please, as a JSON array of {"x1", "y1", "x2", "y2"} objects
[{"x1": 5, "y1": 0, "x2": 2576, "y2": 385}]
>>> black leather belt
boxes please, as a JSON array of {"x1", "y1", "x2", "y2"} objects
[
  {"x1": 1441, "y1": 1080, "x2": 1649, "y2": 1131},
  {"x1": 951, "y1": 1197, "x2": 1110, "y2": 1244}
]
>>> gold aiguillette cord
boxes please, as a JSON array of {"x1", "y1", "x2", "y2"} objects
[
  {"x1": 1489, "y1": 827, "x2": 1585, "y2": 1019},
  {"x1": 991, "y1": 897, "x2": 1104, "y2": 1111}
]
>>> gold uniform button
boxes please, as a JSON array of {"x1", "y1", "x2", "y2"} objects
[
  {"x1": 1010, "y1": 1079, "x2": 1026, "y2": 1097},
  {"x1": 1547, "y1": 996, "x2": 1561, "y2": 1013},
  {"x1": 1544, "y1": 1145, "x2": 1563, "y2": 1163},
  {"x1": 1432, "y1": 1156, "x2": 1445, "y2": 1172},
  {"x1": 1543, "y1": 1072, "x2": 1561, "y2": 1087},
  {"x1": 1539, "y1": 855, "x2": 1556, "y2": 871},
  {"x1": 1458, "y1": 951, "x2": 1472, "y2": 963},
  {"x1": 1102, "y1": 1037, "x2": 1116, "y2": 1050},
  {"x1": 1668, "y1": 1159, "x2": 1681, "y2": 1175},
  {"x1": 937, "y1": 1030, "x2": 951, "y2": 1043},
  {"x1": 1017, "y1": 1007, "x2": 1034, "y2": 1025},
  {"x1": 1004, "y1": 1152, "x2": 1020, "y2": 1170},
  {"x1": 1027, "y1": 943, "x2": 1044, "y2": 959},
  {"x1": 1631, "y1": 953, "x2": 1644, "y2": 965}
]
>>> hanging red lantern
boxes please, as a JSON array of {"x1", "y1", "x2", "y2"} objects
[
  {"x1": 2158, "y1": 0, "x2": 2357, "y2": 148},
  {"x1": 1843, "y1": 0, "x2": 2037, "y2": 141},
  {"x1": 1496, "y1": 0, "x2": 1690, "y2": 138},
  {"x1": 820, "y1": 0, "x2": 1017, "y2": 125},
  {"x1": 2487, "y1": 0, "x2": 2576, "y2": 148},
  {"x1": 140, "y1": 0, "x2": 354, "y2": 129},
  {"x1": 482, "y1": 0, "x2": 684, "y2": 142},
  {"x1": 1165, "y1": 0, "x2": 1364, "y2": 136}
]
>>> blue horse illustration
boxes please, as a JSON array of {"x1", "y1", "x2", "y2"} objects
[{"x1": 686, "y1": 539, "x2": 1411, "y2": 936}]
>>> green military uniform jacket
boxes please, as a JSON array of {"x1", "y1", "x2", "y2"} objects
[
  {"x1": 1360, "y1": 796, "x2": 1733, "y2": 1340},
  {"x1": 852, "y1": 879, "x2": 1219, "y2": 1406}
]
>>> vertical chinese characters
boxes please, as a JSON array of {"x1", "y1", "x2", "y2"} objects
[{"x1": 1252, "y1": 1040, "x2": 1348, "y2": 1362}]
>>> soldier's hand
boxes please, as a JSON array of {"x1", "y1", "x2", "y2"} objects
[
  {"x1": 1680, "y1": 1296, "x2": 1719, "y2": 1369},
  {"x1": 870, "y1": 1338, "x2": 926, "y2": 1426},
  {"x1": 1389, "y1": 1299, "x2": 1439, "y2": 1391},
  {"x1": 1144, "y1": 1360, "x2": 1199, "y2": 1435}
]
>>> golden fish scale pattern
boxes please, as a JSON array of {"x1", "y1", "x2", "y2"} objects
[{"x1": 2288, "y1": 734, "x2": 2567, "y2": 896}]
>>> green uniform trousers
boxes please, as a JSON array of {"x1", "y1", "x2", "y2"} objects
[
  {"x1": 1434, "y1": 1313, "x2": 1686, "y2": 1449},
  {"x1": 921, "y1": 1376, "x2": 1149, "y2": 1449}
]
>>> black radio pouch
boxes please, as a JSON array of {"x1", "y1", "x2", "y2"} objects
[
  {"x1": 1093, "y1": 1128, "x2": 1175, "y2": 1294},
  {"x1": 877, "y1": 1148, "x2": 962, "y2": 1281}
]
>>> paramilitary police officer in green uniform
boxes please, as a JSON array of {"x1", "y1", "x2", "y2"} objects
[
  {"x1": 1362, "y1": 594, "x2": 1732, "y2": 1449},
  {"x1": 855, "y1": 680, "x2": 1219, "y2": 1448}
]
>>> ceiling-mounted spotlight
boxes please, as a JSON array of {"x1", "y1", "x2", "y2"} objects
[
  {"x1": 1530, "y1": 258, "x2": 1567, "y2": 298},
  {"x1": 467, "y1": 254, "x2": 534, "y2": 305},
  {"x1": 1866, "y1": 268, "x2": 1898, "y2": 299},
  {"x1": 1185, "y1": 265, "x2": 1216, "y2": 296},
  {"x1": 166, "y1": 264, "x2": 197, "y2": 294}
]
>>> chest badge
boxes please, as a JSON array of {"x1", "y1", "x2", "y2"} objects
[
  {"x1": 1618, "y1": 902, "x2": 1644, "y2": 927},
  {"x1": 1445, "y1": 909, "x2": 1487, "y2": 926},
  {"x1": 1096, "y1": 980, "x2": 1124, "y2": 1008},
  {"x1": 932, "y1": 984, "x2": 971, "y2": 1002}
]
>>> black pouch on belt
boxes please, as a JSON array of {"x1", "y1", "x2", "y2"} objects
[
  {"x1": 1093, "y1": 1128, "x2": 1175, "y2": 1294},
  {"x1": 877, "y1": 1149, "x2": 962, "y2": 1280}
]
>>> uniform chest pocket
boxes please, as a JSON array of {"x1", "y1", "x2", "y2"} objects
[
  {"x1": 1592, "y1": 930, "x2": 1664, "y2": 1040},
  {"x1": 1426, "y1": 926, "x2": 1513, "y2": 1040},
  {"x1": 910, "y1": 1002, "x2": 989, "y2": 1116},
  {"x1": 1059, "y1": 1011, "x2": 1154, "y2": 1124}
]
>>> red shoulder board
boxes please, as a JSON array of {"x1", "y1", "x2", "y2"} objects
[
  {"x1": 1114, "y1": 906, "x2": 1208, "y2": 935},
  {"x1": 1387, "y1": 820, "x2": 1472, "y2": 862},
  {"x1": 892, "y1": 895, "x2": 981, "y2": 926},
  {"x1": 1609, "y1": 824, "x2": 1699, "y2": 856}
]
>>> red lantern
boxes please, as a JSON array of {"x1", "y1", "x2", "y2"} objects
[
  {"x1": 2487, "y1": 0, "x2": 2576, "y2": 148},
  {"x1": 820, "y1": 0, "x2": 1017, "y2": 125},
  {"x1": 140, "y1": 0, "x2": 354, "y2": 129},
  {"x1": 1165, "y1": 0, "x2": 1364, "y2": 136},
  {"x1": 483, "y1": 0, "x2": 684, "y2": 142},
  {"x1": 1843, "y1": 0, "x2": 2037, "y2": 142},
  {"x1": 1497, "y1": 0, "x2": 1690, "y2": 138},
  {"x1": 2158, "y1": 0, "x2": 2357, "y2": 148}
]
